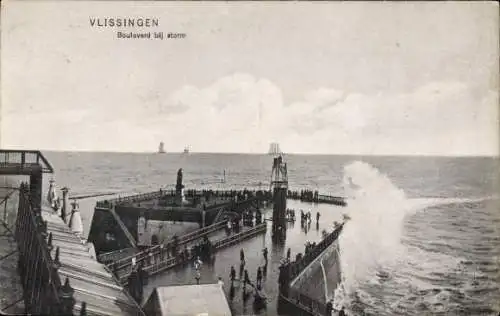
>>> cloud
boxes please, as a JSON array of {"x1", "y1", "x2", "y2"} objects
[
  {"x1": 286, "y1": 81, "x2": 498, "y2": 155},
  {"x1": 2, "y1": 73, "x2": 497, "y2": 156},
  {"x1": 131, "y1": 73, "x2": 286, "y2": 153}
]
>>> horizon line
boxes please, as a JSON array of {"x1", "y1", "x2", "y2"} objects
[{"x1": 5, "y1": 148, "x2": 498, "y2": 158}]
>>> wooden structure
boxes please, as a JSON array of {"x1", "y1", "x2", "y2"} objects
[{"x1": 1, "y1": 149, "x2": 144, "y2": 315}]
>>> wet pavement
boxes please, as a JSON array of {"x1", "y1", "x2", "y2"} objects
[{"x1": 143, "y1": 199, "x2": 346, "y2": 315}]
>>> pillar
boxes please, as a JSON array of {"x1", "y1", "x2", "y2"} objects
[
  {"x1": 29, "y1": 171, "x2": 43, "y2": 210},
  {"x1": 80, "y1": 302, "x2": 87, "y2": 316},
  {"x1": 272, "y1": 187, "x2": 287, "y2": 240},
  {"x1": 58, "y1": 278, "x2": 76, "y2": 315},
  {"x1": 127, "y1": 267, "x2": 144, "y2": 304},
  {"x1": 175, "y1": 168, "x2": 184, "y2": 206},
  {"x1": 61, "y1": 187, "x2": 69, "y2": 223}
]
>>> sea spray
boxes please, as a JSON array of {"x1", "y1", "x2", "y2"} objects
[
  {"x1": 333, "y1": 161, "x2": 412, "y2": 310},
  {"x1": 331, "y1": 161, "x2": 496, "y2": 314}
]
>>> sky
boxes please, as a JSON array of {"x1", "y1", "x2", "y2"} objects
[{"x1": 1, "y1": 1, "x2": 498, "y2": 156}]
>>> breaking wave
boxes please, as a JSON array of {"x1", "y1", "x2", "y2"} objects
[{"x1": 332, "y1": 161, "x2": 497, "y2": 315}]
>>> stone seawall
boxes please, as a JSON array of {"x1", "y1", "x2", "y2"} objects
[{"x1": 291, "y1": 239, "x2": 341, "y2": 304}]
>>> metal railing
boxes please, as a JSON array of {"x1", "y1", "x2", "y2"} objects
[
  {"x1": 96, "y1": 189, "x2": 273, "y2": 208},
  {"x1": 98, "y1": 247, "x2": 139, "y2": 265},
  {"x1": 289, "y1": 224, "x2": 343, "y2": 282},
  {"x1": 0, "y1": 150, "x2": 54, "y2": 173},
  {"x1": 15, "y1": 184, "x2": 63, "y2": 314},
  {"x1": 96, "y1": 190, "x2": 168, "y2": 207},
  {"x1": 109, "y1": 220, "x2": 227, "y2": 271},
  {"x1": 117, "y1": 222, "x2": 267, "y2": 284},
  {"x1": 212, "y1": 222, "x2": 266, "y2": 250},
  {"x1": 317, "y1": 195, "x2": 346, "y2": 206}
]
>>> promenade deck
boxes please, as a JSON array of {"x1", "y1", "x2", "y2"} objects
[{"x1": 40, "y1": 206, "x2": 144, "y2": 315}]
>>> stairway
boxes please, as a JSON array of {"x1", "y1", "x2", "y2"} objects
[{"x1": 108, "y1": 206, "x2": 137, "y2": 248}]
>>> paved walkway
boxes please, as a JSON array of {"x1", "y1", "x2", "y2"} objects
[{"x1": 42, "y1": 207, "x2": 144, "y2": 315}]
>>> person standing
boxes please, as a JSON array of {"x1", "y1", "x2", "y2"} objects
[
  {"x1": 243, "y1": 269, "x2": 250, "y2": 290},
  {"x1": 195, "y1": 270, "x2": 201, "y2": 284},
  {"x1": 240, "y1": 249, "x2": 245, "y2": 263},
  {"x1": 230, "y1": 266, "x2": 236, "y2": 284},
  {"x1": 218, "y1": 276, "x2": 224, "y2": 287},
  {"x1": 326, "y1": 300, "x2": 333, "y2": 315},
  {"x1": 256, "y1": 267, "x2": 262, "y2": 288},
  {"x1": 339, "y1": 307, "x2": 346, "y2": 316},
  {"x1": 194, "y1": 256, "x2": 202, "y2": 270}
]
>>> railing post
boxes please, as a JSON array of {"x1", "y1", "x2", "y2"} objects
[
  {"x1": 47, "y1": 232, "x2": 53, "y2": 251},
  {"x1": 53, "y1": 247, "x2": 61, "y2": 269},
  {"x1": 80, "y1": 302, "x2": 87, "y2": 316},
  {"x1": 58, "y1": 277, "x2": 76, "y2": 314}
]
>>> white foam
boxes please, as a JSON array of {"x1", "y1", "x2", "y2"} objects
[{"x1": 331, "y1": 161, "x2": 495, "y2": 312}]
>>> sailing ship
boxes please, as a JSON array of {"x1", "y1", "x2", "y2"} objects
[
  {"x1": 158, "y1": 142, "x2": 166, "y2": 154},
  {"x1": 268, "y1": 143, "x2": 282, "y2": 155}
]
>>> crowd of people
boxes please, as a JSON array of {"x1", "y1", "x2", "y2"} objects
[{"x1": 286, "y1": 208, "x2": 322, "y2": 226}]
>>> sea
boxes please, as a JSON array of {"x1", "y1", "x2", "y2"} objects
[{"x1": 41, "y1": 151, "x2": 499, "y2": 316}]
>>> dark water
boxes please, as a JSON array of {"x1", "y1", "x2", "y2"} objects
[{"x1": 42, "y1": 151, "x2": 500, "y2": 315}]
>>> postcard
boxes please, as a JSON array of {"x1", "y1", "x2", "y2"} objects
[{"x1": 1, "y1": 1, "x2": 498, "y2": 315}]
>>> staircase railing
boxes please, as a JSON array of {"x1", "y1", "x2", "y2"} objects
[
  {"x1": 109, "y1": 220, "x2": 227, "y2": 271},
  {"x1": 116, "y1": 222, "x2": 267, "y2": 284},
  {"x1": 108, "y1": 205, "x2": 137, "y2": 248}
]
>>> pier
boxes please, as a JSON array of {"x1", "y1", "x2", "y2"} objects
[
  {"x1": 121, "y1": 155, "x2": 347, "y2": 316},
  {"x1": 0, "y1": 150, "x2": 144, "y2": 315},
  {"x1": 89, "y1": 169, "x2": 269, "y2": 256},
  {"x1": 110, "y1": 221, "x2": 267, "y2": 285},
  {"x1": 2, "y1": 149, "x2": 348, "y2": 315},
  {"x1": 138, "y1": 199, "x2": 346, "y2": 316},
  {"x1": 287, "y1": 190, "x2": 346, "y2": 207},
  {"x1": 278, "y1": 224, "x2": 343, "y2": 315}
]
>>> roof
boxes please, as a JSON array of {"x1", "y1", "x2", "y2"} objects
[{"x1": 145, "y1": 284, "x2": 232, "y2": 316}]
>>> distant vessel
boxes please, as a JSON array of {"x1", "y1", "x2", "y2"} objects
[
  {"x1": 158, "y1": 142, "x2": 166, "y2": 154},
  {"x1": 268, "y1": 143, "x2": 282, "y2": 155},
  {"x1": 183, "y1": 146, "x2": 190, "y2": 154}
]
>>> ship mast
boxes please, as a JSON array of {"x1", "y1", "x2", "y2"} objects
[{"x1": 268, "y1": 142, "x2": 282, "y2": 155}]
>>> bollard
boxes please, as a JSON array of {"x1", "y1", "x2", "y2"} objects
[
  {"x1": 80, "y1": 302, "x2": 87, "y2": 316},
  {"x1": 53, "y1": 247, "x2": 61, "y2": 269},
  {"x1": 58, "y1": 277, "x2": 76, "y2": 315},
  {"x1": 47, "y1": 232, "x2": 53, "y2": 251}
]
